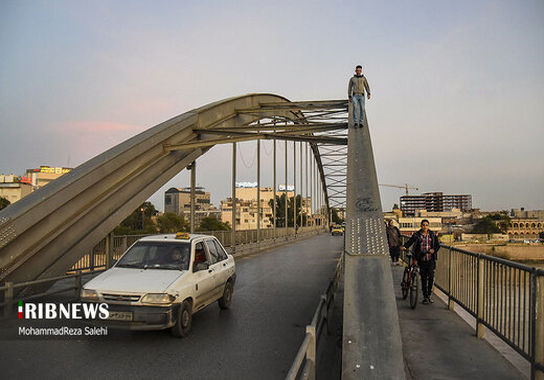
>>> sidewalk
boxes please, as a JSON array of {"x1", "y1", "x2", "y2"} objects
[{"x1": 391, "y1": 264, "x2": 523, "y2": 380}]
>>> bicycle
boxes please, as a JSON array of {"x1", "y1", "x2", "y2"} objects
[{"x1": 400, "y1": 252, "x2": 419, "y2": 309}]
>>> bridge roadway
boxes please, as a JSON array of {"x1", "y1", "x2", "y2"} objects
[{"x1": 0, "y1": 234, "x2": 343, "y2": 380}]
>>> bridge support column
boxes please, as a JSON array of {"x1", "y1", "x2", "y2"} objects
[
  {"x1": 300, "y1": 142, "x2": 303, "y2": 230},
  {"x1": 534, "y1": 274, "x2": 544, "y2": 380},
  {"x1": 273, "y1": 134, "x2": 277, "y2": 242},
  {"x1": 190, "y1": 161, "x2": 196, "y2": 234},
  {"x1": 293, "y1": 141, "x2": 297, "y2": 236},
  {"x1": 306, "y1": 324, "x2": 316, "y2": 380},
  {"x1": 4, "y1": 282, "x2": 13, "y2": 317},
  {"x1": 285, "y1": 140, "x2": 288, "y2": 240},
  {"x1": 305, "y1": 142, "x2": 308, "y2": 228},
  {"x1": 256, "y1": 139, "x2": 260, "y2": 242},
  {"x1": 231, "y1": 143, "x2": 237, "y2": 251},
  {"x1": 476, "y1": 254, "x2": 486, "y2": 339},
  {"x1": 448, "y1": 246, "x2": 455, "y2": 311},
  {"x1": 106, "y1": 232, "x2": 113, "y2": 268}
]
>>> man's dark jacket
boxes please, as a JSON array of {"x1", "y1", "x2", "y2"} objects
[{"x1": 403, "y1": 229, "x2": 440, "y2": 262}]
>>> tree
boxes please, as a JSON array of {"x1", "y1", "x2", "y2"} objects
[
  {"x1": 0, "y1": 197, "x2": 10, "y2": 211},
  {"x1": 471, "y1": 216, "x2": 501, "y2": 234},
  {"x1": 199, "y1": 216, "x2": 230, "y2": 231},
  {"x1": 268, "y1": 194, "x2": 307, "y2": 227},
  {"x1": 114, "y1": 201, "x2": 159, "y2": 235},
  {"x1": 331, "y1": 207, "x2": 344, "y2": 224},
  {"x1": 486, "y1": 212, "x2": 511, "y2": 233},
  {"x1": 157, "y1": 212, "x2": 189, "y2": 233}
]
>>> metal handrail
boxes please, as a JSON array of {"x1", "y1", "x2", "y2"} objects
[
  {"x1": 400, "y1": 234, "x2": 543, "y2": 380},
  {"x1": 0, "y1": 227, "x2": 326, "y2": 317},
  {"x1": 286, "y1": 252, "x2": 344, "y2": 380}
]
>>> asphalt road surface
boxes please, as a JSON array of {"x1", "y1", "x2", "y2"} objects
[{"x1": 0, "y1": 234, "x2": 343, "y2": 380}]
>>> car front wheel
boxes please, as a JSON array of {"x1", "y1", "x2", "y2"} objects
[{"x1": 171, "y1": 300, "x2": 192, "y2": 338}]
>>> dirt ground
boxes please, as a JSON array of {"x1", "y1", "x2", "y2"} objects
[{"x1": 458, "y1": 243, "x2": 544, "y2": 265}]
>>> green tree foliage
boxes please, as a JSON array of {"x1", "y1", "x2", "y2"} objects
[
  {"x1": 114, "y1": 201, "x2": 158, "y2": 235},
  {"x1": 0, "y1": 197, "x2": 10, "y2": 211},
  {"x1": 198, "y1": 216, "x2": 230, "y2": 231},
  {"x1": 471, "y1": 216, "x2": 502, "y2": 234},
  {"x1": 268, "y1": 194, "x2": 307, "y2": 227},
  {"x1": 331, "y1": 207, "x2": 344, "y2": 224},
  {"x1": 488, "y1": 211, "x2": 511, "y2": 233},
  {"x1": 157, "y1": 212, "x2": 189, "y2": 233}
]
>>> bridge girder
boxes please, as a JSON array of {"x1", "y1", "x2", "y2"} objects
[{"x1": 0, "y1": 94, "x2": 347, "y2": 286}]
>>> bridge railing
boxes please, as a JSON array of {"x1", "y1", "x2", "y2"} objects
[
  {"x1": 286, "y1": 250, "x2": 344, "y2": 380},
  {"x1": 0, "y1": 226, "x2": 325, "y2": 316},
  {"x1": 68, "y1": 226, "x2": 320, "y2": 273},
  {"x1": 401, "y1": 235, "x2": 544, "y2": 379}
]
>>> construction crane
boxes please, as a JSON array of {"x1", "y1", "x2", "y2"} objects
[{"x1": 379, "y1": 183, "x2": 419, "y2": 195}]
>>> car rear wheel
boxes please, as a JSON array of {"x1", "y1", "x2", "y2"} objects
[
  {"x1": 218, "y1": 280, "x2": 233, "y2": 309},
  {"x1": 171, "y1": 300, "x2": 192, "y2": 338}
]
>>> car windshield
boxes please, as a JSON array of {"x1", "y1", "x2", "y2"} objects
[{"x1": 116, "y1": 242, "x2": 191, "y2": 270}]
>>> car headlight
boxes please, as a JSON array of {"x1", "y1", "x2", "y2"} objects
[
  {"x1": 141, "y1": 293, "x2": 176, "y2": 305},
  {"x1": 81, "y1": 289, "x2": 99, "y2": 301}
]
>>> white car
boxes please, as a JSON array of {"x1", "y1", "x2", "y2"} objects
[{"x1": 81, "y1": 233, "x2": 236, "y2": 337}]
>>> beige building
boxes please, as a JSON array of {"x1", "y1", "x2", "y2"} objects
[
  {"x1": 398, "y1": 217, "x2": 442, "y2": 235},
  {"x1": 510, "y1": 208, "x2": 544, "y2": 219},
  {"x1": 220, "y1": 186, "x2": 311, "y2": 230},
  {"x1": 164, "y1": 187, "x2": 220, "y2": 226},
  {"x1": 0, "y1": 175, "x2": 33, "y2": 205},
  {"x1": 25, "y1": 166, "x2": 72, "y2": 189},
  {"x1": 508, "y1": 218, "x2": 543, "y2": 239}
]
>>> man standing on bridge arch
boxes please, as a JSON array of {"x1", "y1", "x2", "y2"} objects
[{"x1": 348, "y1": 65, "x2": 371, "y2": 127}]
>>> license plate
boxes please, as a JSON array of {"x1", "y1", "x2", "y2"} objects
[{"x1": 108, "y1": 311, "x2": 133, "y2": 321}]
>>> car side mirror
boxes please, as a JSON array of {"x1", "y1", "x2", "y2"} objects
[{"x1": 194, "y1": 262, "x2": 209, "y2": 272}]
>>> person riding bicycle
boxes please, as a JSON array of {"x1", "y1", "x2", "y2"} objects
[{"x1": 401, "y1": 219, "x2": 440, "y2": 304}]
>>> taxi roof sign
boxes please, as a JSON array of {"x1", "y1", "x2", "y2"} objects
[{"x1": 175, "y1": 232, "x2": 190, "y2": 240}]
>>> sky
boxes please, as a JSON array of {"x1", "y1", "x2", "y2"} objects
[{"x1": 1, "y1": 0, "x2": 543, "y2": 212}]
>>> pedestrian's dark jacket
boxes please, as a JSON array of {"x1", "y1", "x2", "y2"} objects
[
  {"x1": 403, "y1": 229, "x2": 440, "y2": 262},
  {"x1": 386, "y1": 225, "x2": 401, "y2": 248}
]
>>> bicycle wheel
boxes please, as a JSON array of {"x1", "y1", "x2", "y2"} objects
[
  {"x1": 401, "y1": 268, "x2": 409, "y2": 299},
  {"x1": 409, "y1": 271, "x2": 419, "y2": 309}
]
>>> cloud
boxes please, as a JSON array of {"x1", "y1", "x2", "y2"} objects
[{"x1": 50, "y1": 120, "x2": 142, "y2": 133}]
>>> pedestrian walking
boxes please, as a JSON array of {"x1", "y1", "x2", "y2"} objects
[
  {"x1": 348, "y1": 65, "x2": 371, "y2": 127},
  {"x1": 401, "y1": 219, "x2": 440, "y2": 304},
  {"x1": 386, "y1": 219, "x2": 402, "y2": 265}
]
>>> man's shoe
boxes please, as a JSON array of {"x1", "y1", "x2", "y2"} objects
[
  {"x1": 422, "y1": 298, "x2": 429, "y2": 304},
  {"x1": 429, "y1": 295, "x2": 434, "y2": 303}
]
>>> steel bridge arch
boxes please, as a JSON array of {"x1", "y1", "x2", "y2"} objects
[{"x1": 0, "y1": 93, "x2": 336, "y2": 285}]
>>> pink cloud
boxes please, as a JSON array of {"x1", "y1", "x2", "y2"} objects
[{"x1": 50, "y1": 121, "x2": 142, "y2": 133}]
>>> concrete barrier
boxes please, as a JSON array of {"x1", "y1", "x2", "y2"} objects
[{"x1": 342, "y1": 254, "x2": 405, "y2": 379}]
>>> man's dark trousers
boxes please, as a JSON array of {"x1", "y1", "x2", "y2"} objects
[{"x1": 419, "y1": 260, "x2": 435, "y2": 298}]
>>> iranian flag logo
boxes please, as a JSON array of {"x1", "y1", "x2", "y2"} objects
[{"x1": 18, "y1": 301, "x2": 23, "y2": 319}]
